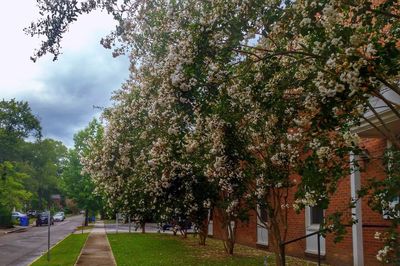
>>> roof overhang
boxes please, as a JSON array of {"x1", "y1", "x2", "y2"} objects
[{"x1": 353, "y1": 109, "x2": 400, "y2": 137}]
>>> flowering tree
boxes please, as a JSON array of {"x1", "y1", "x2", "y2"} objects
[
  {"x1": 29, "y1": 0, "x2": 400, "y2": 263},
  {"x1": 81, "y1": 87, "x2": 154, "y2": 230},
  {"x1": 251, "y1": 1, "x2": 400, "y2": 263},
  {"x1": 81, "y1": 81, "x2": 217, "y2": 239}
]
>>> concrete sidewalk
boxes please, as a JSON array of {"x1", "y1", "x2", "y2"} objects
[{"x1": 75, "y1": 221, "x2": 116, "y2": 266}]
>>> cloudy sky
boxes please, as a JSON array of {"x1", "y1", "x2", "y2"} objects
[{"x1": 0, "y1": 1, "x2": 130, "y2": 147}]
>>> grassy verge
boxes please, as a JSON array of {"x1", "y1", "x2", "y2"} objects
[
  {"x1": 31, "y1": 233, "x2": 89, "y2": 266},
  {"x1": 108, "y1": 233, "x2": 320, "y2": 266},
  {"x1": 29, "y1": 219, "x2": 36, "y2": 226},
  {"x1": 75, "y1": 225, "x2": 94, "y2": 231},
  {"x1": 103, "y1": 219, "x2": 117, "y2": 224}
]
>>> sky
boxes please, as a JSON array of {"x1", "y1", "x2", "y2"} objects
[{"x1": 0, "y1": 1, "x2": 130, "y2": 147}]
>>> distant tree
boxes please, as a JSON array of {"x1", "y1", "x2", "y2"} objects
[
  {"x1": 62, "y1": 119, "x2": 104, "y2": 225},
  {"x1": 0, "y1": 162, "x2": 32, "y2": 225},
  {"x1": 27, "y1": 139, "x2": 67, "y2": 209},
  {"x1": 0, "y1": 99, "x2": 40, "y2": 226},
  {"x1": 0, "y1": 99, "x2": 69, "y2": 224},
  {"x1": 0, "y1": 99, "x2": 41, "y2": 162},
  {"x1": 0, "y1": 99, "x2": 41, "y2": 138}
]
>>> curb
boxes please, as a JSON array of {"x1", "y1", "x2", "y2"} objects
[
  {"x1": 105, "y1": 230, "x2": 118, "y2": 266},
  {"x1": 28, "y1": 235, "x2": 69, "y2": 266},
  {"x1": 4, "y1": 226, "x2": 28, "y2": 234}
]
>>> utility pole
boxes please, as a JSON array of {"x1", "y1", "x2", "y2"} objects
[{"x1": 47, "y1": 210, "x2": 50, "y2": 262}]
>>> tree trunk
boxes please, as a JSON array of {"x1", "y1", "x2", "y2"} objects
[
  {"x1": 280, "y1": 244, "x2": 286, "y2": 266},
  {"x1": 181, "y1": 228, "x2": 188, "y2": 238},
  {"x1": 141, "y1": 222, "x2": 145, "y2": 233},
  {"x1": 222, "y1": 220, "x2": 235, "y2": 255},
  {"x1": 270, "y1": 220, "x2": 284, "y2": 266},
  {"x1": 85, "y1": 209, "x2": 89, "y2": 226},
  {"x1": 223, "y1": 238, "x2": 235, "y2": 255},
  {"x1": 198, "y1": 221, "x2": 208, "y2": 245}
]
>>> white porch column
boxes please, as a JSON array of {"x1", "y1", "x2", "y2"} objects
[{"x1": 350, "y1": 153, "x2": 364, "y2": 266}]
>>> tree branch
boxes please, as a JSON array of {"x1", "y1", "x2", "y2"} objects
[
  {"x1": 372, "y1": 91, "x2": 400, "y2": 120},
  {"x1": 238, "y1": 45, "x2": 323, "y2": 59},
  {"x1": 232, "y1": 48, "x2": 262, "y2": 60},
  {"x1": 367, "y1": 7, "x2": 400, "y2": 20}
]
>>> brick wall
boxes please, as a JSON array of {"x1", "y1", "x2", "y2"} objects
[
  {"x1": 235, "y1": 209, "x2": 257, "y2": 246},
  {"x1": 324, "y1": 171, "x2": 353, "y2": 265},
  {"x1": 211, "y1": 137, "x2": 393, "y2": 266},
  {"x1": 359, "y1": 138, "x2": 393, "y2": 266}
]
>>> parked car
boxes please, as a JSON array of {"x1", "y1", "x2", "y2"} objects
[
  {"x1": 27, "y1": 210, "x2": 38, "y2": 217},
  {"x1": 11, "y1": 212, "x2": 26, "y2": 221},
  {"x1": 162, "y1": 220, "x2": 192, "y2": 231},
  {"x1": 36, "y1": 212, "x2": 54, "y2": 226},
  {"x1": 53, "y1": 212, "x2": 65, "y2": 222},
  {"x1": 162, "y1": 223, "x2": 173, "y2": 231}
]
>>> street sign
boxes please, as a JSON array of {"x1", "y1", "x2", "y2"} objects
[{"x1": 50, "y1": 194, "x2": 61, "y2": 200}]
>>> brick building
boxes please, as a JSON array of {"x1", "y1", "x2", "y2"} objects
[{"x1": 208, "y1": 95, "x2": 399, "y2": 266}]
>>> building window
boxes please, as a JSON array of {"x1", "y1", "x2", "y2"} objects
[
  {"x1": 310, "y1": 206, "x2": 324, "y2": 225},
  {"x1": 208, "y1": 209, "x2": 213, "y2": 236},
  {"x1": 259, "y1": 206, "x2": 268, "y2": 224},
  {"x1": 257, "y1": 205, "x2": 268, "y2": 245}
]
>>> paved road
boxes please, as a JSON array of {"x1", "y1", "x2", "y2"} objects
[
  {"x1": 104, "y1": 222, "x2": 161, "y2": 234},
  {"x1": 104, "y1": 222, "x2": 194, "y2": 235},
  {"x1": 0, "y1": 215, "x2": 84, "y2": 266}
]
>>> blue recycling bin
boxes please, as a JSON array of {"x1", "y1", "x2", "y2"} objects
[{"x1": 19, "y1": 216, "x2": 29, "y2": 226}]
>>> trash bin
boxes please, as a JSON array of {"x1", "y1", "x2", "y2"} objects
[
  {"x1": 19, "y1": 216, "x2": 29, "y2": 226},
  {"x1": 91, "y1": 216, "x2": 95, "y2": 223}
]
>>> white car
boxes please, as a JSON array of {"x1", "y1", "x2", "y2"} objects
[
  {"x1": 11, "y1": 211, "x2": 26, "y2": 221},
  {"x1": 53, "y1": 212, "x2": 65, "y2": 222}
]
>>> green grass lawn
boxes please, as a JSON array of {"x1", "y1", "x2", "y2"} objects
[
  {"x1": 108, "y1": 233, "x2": 319, "y2": 266},
  {"x1": 31, "y1": 233, "x2": 88, "y2": 266}
]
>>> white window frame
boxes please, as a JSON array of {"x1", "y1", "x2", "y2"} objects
[
  {"x1": 208, "y1": 209, "x2": 213, "y2": 236},
  {"x1": 305, "y1": 206, "x2": 325, "y2": 231},
  {"x1": 227, "y1": 220, "x2": 235, "y2": 239},
  {"x1": 256, "y1": 205, "x2": 268, "y2": 246},
  {"x1": 305, "y1": 206, "x2": 326, "y2": 256}
]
